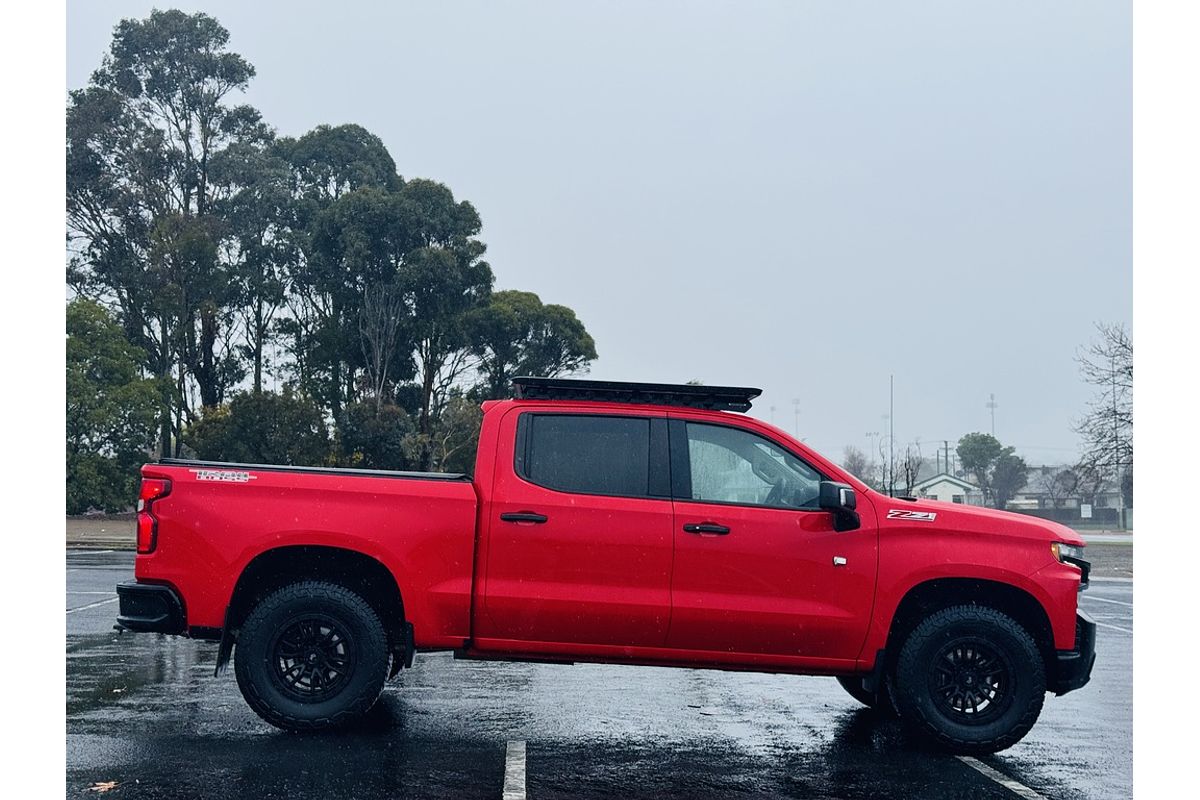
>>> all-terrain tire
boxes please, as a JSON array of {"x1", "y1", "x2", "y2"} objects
[
  {"x1": 234, "y1": 581, "x2": 390, "y2": 731},
  {"x1": 888, "y1": 605, "x2": 1045, "y2": 755},
  {"x1": 835, "y1": 676, "x2": 894, "y2": 715}
]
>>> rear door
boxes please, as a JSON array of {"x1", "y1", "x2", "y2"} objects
[
  {"x1": 666, "y1": 417, "x2": 877, "y2": 662},
  {"x1": 476, "y1": 408, "x2": 674, "y2": 649}
]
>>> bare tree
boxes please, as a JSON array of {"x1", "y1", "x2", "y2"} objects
[
  {"x1": 431, "y1": 394, "x2": 484, "y2": 472},
  {"x1": 1074, "y1": 322, "x2": 1132, "y2": 489},
  {"x1": 876, "y1": 436, "x2": 896, "y2": 495},
  {"x1": 1073, "y1": 459, "x2": 1109, "y2": 505},
  {"x1": 1038, "y1": 467, "x2": 1078, "y2": 510},
  {"x1": 901, "y1": 443, "x2": 924, "y2": 496},
  {"x1": 359, "y1": 283, "x2": 406, "y2": 411},
  {"x1": 841, "y1": 446, "x2": 877, "y2": 488}
]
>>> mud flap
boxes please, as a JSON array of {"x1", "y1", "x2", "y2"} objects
[
  {"x1": 214, "y1": 607, "x2": 235, "y2": 677},
  {"x1": 388, "y1": 622, "x2": 415, "y2": 679}
]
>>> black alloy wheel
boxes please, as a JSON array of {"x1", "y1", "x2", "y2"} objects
[
  {"x1": 235, "y1": 581, "x2": 390, "y2": 731},
  {"x1": 270, "y1": 614, "x2": 357, "y2": 702},
  {"x1": 928, "y1": 637, "x2": 1012, "y2": 723},
  {"x1": 889, "y1": 605, "x2": 1046, "y2": 754}
]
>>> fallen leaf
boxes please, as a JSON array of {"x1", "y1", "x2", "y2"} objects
[{"x1": 87, "y1": 782, "x2": 118, "y2": 793}]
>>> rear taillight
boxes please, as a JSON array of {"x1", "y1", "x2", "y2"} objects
[{"x1": 136, "y1": 478, "x2": 171, "y2": 554}]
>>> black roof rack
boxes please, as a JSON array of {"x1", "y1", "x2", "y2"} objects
[{"x1": 511, "y1": 377, "x2": 762, "y2": 412}]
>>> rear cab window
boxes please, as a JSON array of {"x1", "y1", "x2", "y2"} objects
[{"x1": 514, "y1": 413, "x2": 670, "y2": 498}]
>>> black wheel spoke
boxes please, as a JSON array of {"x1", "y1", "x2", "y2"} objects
[
  {"x1": 269, "y1": 614, "x2": 356, "y2": 701},
  {"x1": 928, "y1": 636, "x2": 1011, "y2": 725}
]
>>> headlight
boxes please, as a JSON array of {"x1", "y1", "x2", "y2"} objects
[{"x1": 1051, "y1": 542, "x2": 1086, "y2": 564}]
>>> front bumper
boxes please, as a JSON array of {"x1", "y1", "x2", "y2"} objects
[
  {"x1": 115, "y1": 581, "x2": 185, "y2": 634},
  {"x1": 1050, "y1": 609, "x2": 1097, "y2": 695}
]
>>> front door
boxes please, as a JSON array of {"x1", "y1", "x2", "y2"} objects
[
  {"x1": 477, "y1": 409, "x2": 674, "y2": 649},
  {"x1": 666, "y1": 418, "x2": 877, "y2": 662}
]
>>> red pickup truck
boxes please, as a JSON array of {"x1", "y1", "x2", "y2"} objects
[{"x1": 117, "y1": 378, "x2": 1094, "y2": 754}]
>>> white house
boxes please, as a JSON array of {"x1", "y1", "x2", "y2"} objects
[{"x1": 911, "y1": 473, "x2": 978, "y2": 505}]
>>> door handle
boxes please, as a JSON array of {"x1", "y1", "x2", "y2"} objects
[
  {"x1": 683, "y1": 522, "x2": 731, "y2": 535},
  {"x1": 500, "y1": 511, "x2": 548, "y2": 524}
]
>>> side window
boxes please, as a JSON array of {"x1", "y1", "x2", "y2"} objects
[
  {"x1": 518, "y1": 414, "x2": 652, "y2": 497},
  {"x1": 684, "y1": 422, "x2": 822, "y2": 509}
]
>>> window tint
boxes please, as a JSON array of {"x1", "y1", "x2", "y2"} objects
[
  {"x1": 685, "y1": 422, "x2": 822, "y2": 509},
  {"x1": 522, "y1": 415, "x2": 651, "y2": 497}
]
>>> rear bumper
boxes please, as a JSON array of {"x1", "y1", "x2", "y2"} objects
[
  {"x1": 115, "y1": 581, "x2": 185, "y2": 634},
  {"x1": 1050, "y1": 609, "x2": 1097, "y2": 695}
]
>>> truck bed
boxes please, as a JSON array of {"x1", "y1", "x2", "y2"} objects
[{"x1": 138, "y1": 459, "x2": 480, "y2": 648}]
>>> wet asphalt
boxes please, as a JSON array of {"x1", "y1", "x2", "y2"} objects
[{"x1": 67, "y1": 550, "x2": 1132, "y2": 799}]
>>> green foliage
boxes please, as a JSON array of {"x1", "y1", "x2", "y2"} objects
[
  {"x1": 957, "y1": 433, "x2": 1030, "y2": 509},
  {"x1": 956, "y1": 433, "x2": 1003, "y2": 494},
  {"x1": 991, "y1": 451, "x2": 1029, "y2": 511},
  {"x1": 277, "y1": 123, "x2": 400, "y2": 212},
  {"x1": 67, "y1": 300, "x2": 160, "y2": 513},
  {"x1": 65, "y1": 10, "x2": 599, "y2": 505},
  {"x1": 467, "y1": 290, "x2": 597, "y2": 398},
  {"x1": 337, "y1": 402, "x2": 418, "y2": 470},
  {"x1": 68, "y1": 7, "x2": 270, "y2": 446},
  {"x1": 431, "y1": 395, "x2": 484, "y2": 474},
  {"x1": 185, "y1": 391, "x2": 329, "y2": 466}
]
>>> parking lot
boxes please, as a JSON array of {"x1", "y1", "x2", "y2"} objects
[{"x1": 67, "y1": 550, "x2": 1131, "y2": 799}]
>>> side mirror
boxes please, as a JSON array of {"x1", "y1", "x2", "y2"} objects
[{"x1": 819, "y1": 481, "x2": 860, "y2": 532}]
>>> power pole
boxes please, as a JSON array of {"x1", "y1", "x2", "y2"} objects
[
  {"x1": 792, "y1": 398, "x2": 801, "y2": 438},
  {"x1": 986, "y1": 393, "x2": 998, "y2": 437}
]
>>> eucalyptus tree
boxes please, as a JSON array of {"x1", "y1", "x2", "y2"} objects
[
  {"x1": 467, "y1": 289, "x2": 597, "y2": 399},
  {"x1": 67, "y1": 9, "x2": 265, "y2": 453}
]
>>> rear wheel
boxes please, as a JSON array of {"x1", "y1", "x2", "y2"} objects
[
  {"x1": 234, "y1": 581, "x2": 390, "y2": 731},
  {"x1": 835, "y1": 676, "x2": 893, "y2": 714},
  {"x1": 889, "y1": 605, "x2": 1045, "y2": 754}
]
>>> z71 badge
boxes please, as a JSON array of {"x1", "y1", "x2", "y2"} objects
[{"x1": 887, "y1": 509, "x2": 937, "y2": 522}]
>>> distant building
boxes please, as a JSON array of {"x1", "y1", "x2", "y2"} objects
[
  {"x1": 1009, "y1": 464, "x2": 1123, "y2": 511},
  {"x1": 911, "y1": 473, "x2": 978, "y2": 505}
]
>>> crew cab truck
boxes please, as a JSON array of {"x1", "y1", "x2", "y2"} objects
[{"x1": 117, "y1": 377, "x2": 1095, "y2": 754}]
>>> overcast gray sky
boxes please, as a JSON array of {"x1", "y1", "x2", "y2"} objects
[{"x1": 67, "y1": 1, "x2": 1131, "y2": 466}]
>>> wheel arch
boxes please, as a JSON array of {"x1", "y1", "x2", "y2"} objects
[
  {"x1": 883, "y1": 577, "x2": 1057, "y2": 679},
  {"x1": 217, "y1": 545, "x2": 408, "y2": 675}
]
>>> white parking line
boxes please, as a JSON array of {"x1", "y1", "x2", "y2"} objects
[
  {"x1": 957, "y1": 756, "x2": 1048, "y2": 800},
  {"x1": 1093, "y1": 620, "x2": 1133, "y2": 635},
  {"x1": 502, "y1": 740, "x2": 526, "y2": 800},
  {"x1": 1089, "y1": 576, "x2": 1133, "y2": 583},
  {"x1": 66, "y1": 597, "x2": 118, "y2": 614},
  {"x1": 1080, "y1": 595, "x2": 1133, "y2": 608}
]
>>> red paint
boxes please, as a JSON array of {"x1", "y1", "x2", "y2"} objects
[{"x1": 134, "y1": 398, "x2": 1088, "y2": 672}]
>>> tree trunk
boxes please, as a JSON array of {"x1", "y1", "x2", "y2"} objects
[
  {"x1": 418, "y1": 354, "x2": 437, "y2": 470},
  {"x1": 252, "y1": 300, "x2": 264, "y2": 394},
  {"x1": 157, "y1": 322, "x2": 172, "y2": 458},
  {"x1": 196, "y1": 306, "x2": 221, "y2": 408}
]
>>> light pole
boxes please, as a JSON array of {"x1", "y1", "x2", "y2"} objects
[{"x1": 881, "y1": 412, "x2": 893, "y2": 496}]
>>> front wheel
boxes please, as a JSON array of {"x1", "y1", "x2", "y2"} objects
[
  {"x1": 889, "y1": 605, "x2": 1045, "y2": 754},
  {"x1": 234, "y1": 581, "x2": 390, "y2": 731}
]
